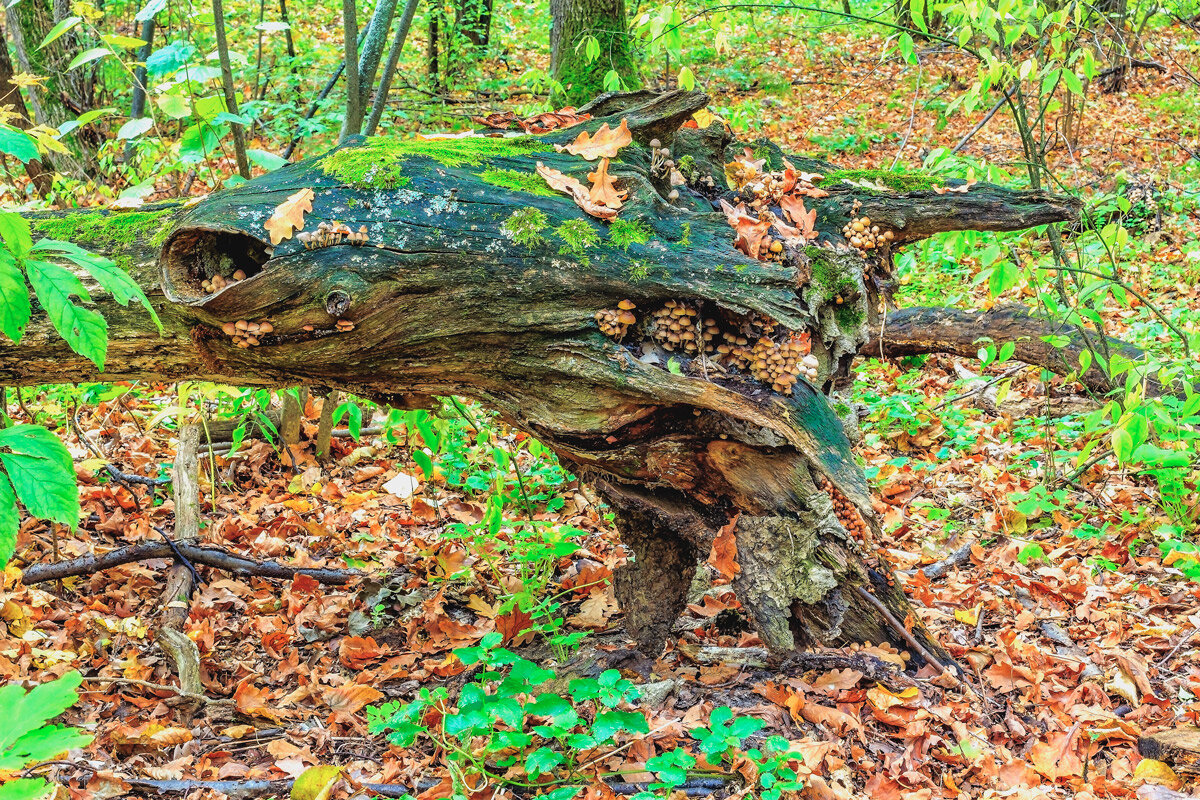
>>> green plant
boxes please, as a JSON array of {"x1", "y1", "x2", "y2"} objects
[
  {"x1": 0, "y1": 671, "x2": 93, "y2": 800},
  {"x1": 367, "y1": 635, "x2": 648, "y2": 798}
]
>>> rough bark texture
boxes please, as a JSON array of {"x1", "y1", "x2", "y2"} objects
[
  {"x1": 550, "y1": 0, "x2": 640, "y2": 105},
  {"x1": 862, "y1": 304, "x2": 1170, "y2": 397},
  {"x1": 4, "y1": 91, "x2": 1081, "y2": 667}
]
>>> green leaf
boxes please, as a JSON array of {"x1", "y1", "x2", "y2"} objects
[
  {"x1": 118, "y1": 117, "x2": 155, "y2": 140},
  {"x1": 898, "y1": 32, "x2": 915, "y2": 65},
  {"x1": 67, "y1": 47, "x2": 112, "y2": 70},
  {"x1": 33, "y1": 241, "x2": 161, "y2": 331},
  {"x1": 411, "y1": 449, "x2": 433, "y2": 480},
  {"x1": 0, "y1": 425, "x2": 79, "y2": 529},
  {"x1": 591, "y1": 709, "x2": 649, "y2": 743},
  {"x1": 0, "y1": 251, "x2": 30, "y2": 344},
  {"x1": 23, "y1": 258, "x2": 107, "y2": 369},
  {"x1": 525, "y1": 746, "x2": 564, "y2": 777},
  {"x1": 0, "y1": 127, "x2": 40, "y2": 165},
  {"x1": 0, "y1": 777, "x2": 55, "y2": 800},
  {"x1": 1062, "y1": 70, "x2": 1084, "y2": 96},
  {"x1": 289, "y1": 765, "x2": 342, "y2": 800},
  {"x1": 1111, "y1": 426, "x2": 1133, "y2": 463},
  {"x1": 156, "y1": 93, "x2": 191, "y2": 120},
  {"x1": 677, "y1": 66, "x2": 695, "y2": 91},
  {"x1": 247, "y1": 148, "x2": 288, "y2": 170},
  {"x1": 0, "y1": 723, "x2": 94, "y2": 769},
  {"x1": 0, "y1": 474, "x2": 19, "y2": 568},
  {"x1": 0, "y1": 211, "x2": 32, "y2": 258},
  {"x1": 987, "y1": 260, "x2": 1019, "y2": 297},
  {"x1": 103, "y1": 33, "x2": 155, "y2": 48},
  {"x1": 38, "y1": 16, "x2": 81, "y2": 49},
  {"x1": 0, "y1": 671, "x2": 86, "y2": 752},
  {"x1": 541, "y1": 787, "x2": 581, "y2": 800}
]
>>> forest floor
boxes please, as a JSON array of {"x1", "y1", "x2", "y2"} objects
[{"x1": 4, "y1": 16, "x2": 1200, "y2": 800}]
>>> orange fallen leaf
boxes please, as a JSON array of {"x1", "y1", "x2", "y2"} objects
[
  {"x1": 555, "y1": 118, "x2": 631, "y2": 160},
  {"x1": 324, "y1": 683, "x2": 384, "y2": 714},
  {"x1": 587, "y1": 158, "x2": 627, "y2": 209},
  {"x1": 264, "y1": 188, "x2": 314, "y2": 245},
  {"x1": 536, "y1": 162, "x2": 619, "y2": 221}
]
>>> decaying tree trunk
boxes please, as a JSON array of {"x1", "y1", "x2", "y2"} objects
[{"x1": 3, "y1": 90, "x2": 1081, "y2": 668}]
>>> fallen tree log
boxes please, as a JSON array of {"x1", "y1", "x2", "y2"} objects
[
  {"x1": 2, "y1": 90, "x2": 1079, "y2": 666},
  {"x1": 862, "y1": 304, "x2": 1171, "y2": 397}
]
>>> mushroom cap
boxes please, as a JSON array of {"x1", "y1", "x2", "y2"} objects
[
  {"x1": 617, "y1": 299, "x2": 636, "y2": 311},
  {"x1": 617, "y1": 310, "x2": 637, "y2": 325}
]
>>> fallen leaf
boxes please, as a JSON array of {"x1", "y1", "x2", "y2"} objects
[
  {"x1": 265, "y1": 188, "x2": 314, "y2": 245},
  {"x1": 1133, "y1": 758, "x2": 1181, "y2": 788},
  {"x1": 324, "y1": 683, "x2": 384, "y2": 714},
  {"x1": 587, "y1": 158, "x2": 627, "y2": 209},
  {"x1": 291, "y1": 765, "x2": 343, "y2": 800},
  {"x1": 536, "y1": 162, "x2": 619, "y2": 221},
  {"x1": 555, "y1": 118, "x2": 631, "y2": 160}
]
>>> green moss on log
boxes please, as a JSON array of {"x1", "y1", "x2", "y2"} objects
[
  {"x1": 479, "y1": 167, "x2": 558, "y2": 197},
  {"x1": 32, "y1": 207, "x2": 177, "y2": 272},
  {"x1": 502, "y1": 208, "x2": 550, "y2": 250},
  {"x1": 322, "y1": 136, "x2": 551, "y2": 189},
  {"x1": 608, "y1": 219, "x2": 651, "y2": 251},
  {"x1": 556, "y1": 219, "x2": 600, "y2": 260},
  {"x1": 821, "y1": 169, "x2": 939, "y2": 193}
]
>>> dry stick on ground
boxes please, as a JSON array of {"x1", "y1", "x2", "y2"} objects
[
  {"x1": 80, "y1": 676, "x2": 234, "y2": 708},
  {"x1": 21, "y1": 540, "x2": 362, "y2": 585},
  {"x1": 156, "y1": 425, "x2": 205, "y2": 710}
]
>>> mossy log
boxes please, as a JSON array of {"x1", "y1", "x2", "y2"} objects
[{"x1": 1, "y1": 91, "x2": 1079, "y2": 667}]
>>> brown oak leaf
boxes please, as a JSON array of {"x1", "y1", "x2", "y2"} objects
[
  {"x1": 587, "y1": 158, "x2": 627, "y2": 209},
  {"x1": 264, "y1": 188, "x2": 314, "y2": 245},
  {"x1": 554, "y1": 118, "x2": 631, "y2": 160},
  {"x1": 779, "y1": 195, "x2": 818, "y2": 239},
  {"x1": 536, "y1": 162, "x2": 619, "y2": 221},
  {"x1": 719, "y1": 199, "x2": 770, "y2": 258}
]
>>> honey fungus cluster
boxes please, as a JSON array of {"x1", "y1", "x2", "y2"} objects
[
  {"x1": 841, "y1": 215, "x2": 894, "y2": 252},
  {"x1": 595, "y1": 299, "x2": 637, "y2": 338},
  {"x1": 201, "y1": 269, "x2": 247, "y2": 294},
  {"x1": 817, "y1": 473, "x2": 869, "y2": 541},
  {"x1": 221, "y1": 318, "x2": 274, "y2": 348},
  {"x1": 650, "y1": 300, "x2": 716, "y2": 355},
  {"x1": 297, "y1": 221, "x2": 369, "y2": 249},
  {"x1": 748, "y1": 332, "x2": 820, "y2": 392}
]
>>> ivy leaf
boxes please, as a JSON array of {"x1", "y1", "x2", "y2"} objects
[
  {"x1": 0, "y1": 424, "x2": 79, "y2": 531},
  {"x1": 591, "y1": 709, "x2": 649, "y2": 743}
]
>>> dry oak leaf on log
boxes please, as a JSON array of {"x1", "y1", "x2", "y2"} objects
[
  {"x1": 264, "y1": 188, "x2": 314, "y2": 245},
  {"x1": 554, "y1": 118, "x2": 632, "y2": 160},
  {"x1": 779, "y1": 195, "x2": 818, "y2": 238},
  {"x1": 719, "y1": 199, "x2": 771, "y2": 258},
  {"x1": 536, "y1": 162, "x2": 619, "y2": 221},
  {"x1": 587, "y1": 158, "x2": 627, "y2": 209}
]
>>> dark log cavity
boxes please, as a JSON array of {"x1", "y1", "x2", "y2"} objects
[{"x1": 4, "y1": 91, "x2": 1083, "y2": 668}]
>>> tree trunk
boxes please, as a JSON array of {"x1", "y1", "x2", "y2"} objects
[
  {"x1": 456, "y1": 0, "x2": 493, "y2": 47},
  {"x1": 0, "y1": 19, "x2": 51, "y2": 195},
  {"x1": 4, "y1": 91, "x2": 1079, "y2": 667},
  {"x1": 550, "y1": 0, "x2": 640, "y2": 106}
]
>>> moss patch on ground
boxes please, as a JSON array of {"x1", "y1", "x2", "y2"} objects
[
  {"x1": 821, "y1": 169, "x2": 940, "y2": 193},
  {"x1": 479, "y1": 167, "x2": 558, "y2": 197},
  {"x1": 322, "y1": 136, "x2": 550, "y2": 189}
]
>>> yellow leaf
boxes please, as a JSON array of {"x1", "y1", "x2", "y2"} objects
[
  {"x1": 1133, "y1": 758, "x2": 1179, "y2": 787},
  {"x1": 291, "y1": 765, "x2": 343, "y2": 800},
  {"x1": 692, "y1": 109, "x2": 718, "y2": 129},
  {"x1": 553, "y1": 118, "x2": 631, "y2": 160},
  {"x1": 954, "y1": 604, "x2": 981, "y2": 625}
]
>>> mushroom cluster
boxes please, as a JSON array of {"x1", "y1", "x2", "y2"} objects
[
  {"x1": 221, "y1": 318, "x2": 273, "y2": 348},
  {"x1": 298, "y1": 222, "x2": 369, "y2": 249},
  {"x1": 841, "y1": 215, "x2": 893, "y2": 252},
  {"x1": 817, "y1": 474, "x2": 869, "y2": 542},
  {"x1": 335, "y1": 318, "x2": 355, "y2": 333},
  {"x1": 748, "y1": 332, "x2": 819, "y2": 393},
  {"x1": 595, "y1": 300, "x2": 638, "y2": 339},
  {"x1": 201, "y1": 269, "x2": 247, "y2": 294},
  {"x1": 648, "y1": 139, "x2": 685, "y2": 202},
  {"x1": 650, "y1": 301, "x2": 709, "y2": 354}
]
